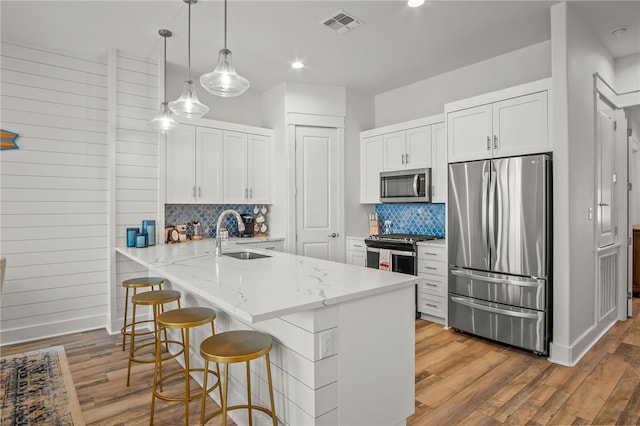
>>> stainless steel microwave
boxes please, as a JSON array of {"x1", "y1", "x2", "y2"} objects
[{"x1": 380, "y1": 168, "x2": 431, "y2": 203}]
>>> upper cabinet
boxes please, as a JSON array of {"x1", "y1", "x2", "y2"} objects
[
  {"x1": 223, "y1": 131, "x2": 271, "y2": 204},
  {"x1": 165, "y1": 119, "x2": 272, "y2": 205},
  {"x1": 360, "y1": 114, "x2": 445, "y2": 204},
  {"x1": 383, "y1": 126, "x2": 432, "y2": 171},
  {"x1": 166, "y1": 124, "x2": 223, "y2": 204},
  {"x1": 446, "y1": 79, "x2": 550, "y2": 163}
]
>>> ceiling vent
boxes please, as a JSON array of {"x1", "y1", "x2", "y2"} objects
[{"x1": 321, "y1": 10, "x2": 362, "y2": 34}]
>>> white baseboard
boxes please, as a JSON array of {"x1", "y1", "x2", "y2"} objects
[
  {"x1": 549, "y1": 312, "x2": 617, "y2": 366},
  {"x1": 0, "y1": 314, "x2": 107, "y2": 346}
]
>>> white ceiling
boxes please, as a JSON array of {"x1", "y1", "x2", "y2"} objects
[{"x1": 1, "y1": 1, "x2": 639, "y2": 96}]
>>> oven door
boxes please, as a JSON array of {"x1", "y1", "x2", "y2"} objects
[{"x1": 365, "y1": 247, "x2": 416, "y2": 275}]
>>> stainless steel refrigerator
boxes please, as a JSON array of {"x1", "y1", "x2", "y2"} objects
[{"x1": 448, "y1": 154, "x2": 551, "y2": 355}]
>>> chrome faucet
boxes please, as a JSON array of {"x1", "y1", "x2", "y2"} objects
[{"x1": 215, "y1": 210, "x2": 245, "y2": 257}]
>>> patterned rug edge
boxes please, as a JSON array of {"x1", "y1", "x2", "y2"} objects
[{"x1": 1, "y1": 345, "x2": 86, "y2": 426}]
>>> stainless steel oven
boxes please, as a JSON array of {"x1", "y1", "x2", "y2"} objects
[{"x1": 365, "y1": 233, "x2": 443, "y2": 318}]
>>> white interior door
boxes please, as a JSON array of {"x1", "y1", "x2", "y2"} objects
[
  {"x1": 628, "y1": 133, "x2": 639, "y2": 316},
  {"x1": 295, "y1": 126, "x2": 339, "y2": 261},
  {"x1": 596, "y1": 96, "x2": 617, "y2": 248}
]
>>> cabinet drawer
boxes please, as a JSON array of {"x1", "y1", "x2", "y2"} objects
[
  {"x1": 254, "y1": 241, "x2": 284, "y2": 252},
  {"x1": 417, "y1": 245, "x2": 445, "y2": 261},
  {"x1": 417, "y1": 293, "x2": 446, "y2": 318},
  {"x1": 347, "y1": 238, "x2": 366, "y2": 253},
  {"x1": 417, "y1": 260, "x2": 446, "y2": 276},
  {"x1": 418, "y1": 274, "x2": 446, "y2": 297}
]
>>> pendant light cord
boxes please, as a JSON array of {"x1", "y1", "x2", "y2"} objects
[
  {"x1": 224, "y1": 0, "x2": 227, "y2": 49},
  {"x1": 187, "y1": 0, "x2": 192, "y2": 81},
  {"x1": 163, "y1": 34, "x2": 167, "y2": 102}
]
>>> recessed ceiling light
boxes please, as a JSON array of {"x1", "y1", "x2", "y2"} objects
[
  {"x1": 291, "y1": 61, "x2": 305, "y2": 69},
  {"x1": 408, "y1": 0, "x2": 425, "y2": 7},
  {"x1": 610, "y1": 26, "x2": 629, "y2": 38}
]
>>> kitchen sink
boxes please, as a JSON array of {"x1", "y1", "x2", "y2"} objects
[{"x1": 223, "y1": 251, "x2": 271, "y2": 260}]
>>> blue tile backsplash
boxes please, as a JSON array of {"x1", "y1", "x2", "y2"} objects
[
  {"x1": 374, "y1": 203, "x2": 445, "y2": 236},
  {"x1": 165, "y1": 204, "x2": 265, "y2": 238}
]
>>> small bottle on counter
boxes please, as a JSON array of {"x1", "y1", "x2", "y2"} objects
[
  {"x1": 136, "y1": 232, "x2": 148, "y2": 248},
  {"x1": 142, "y1": 220, "x2": 156, "y2": 246}
]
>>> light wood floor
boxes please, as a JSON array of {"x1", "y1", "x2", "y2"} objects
[{"x1": 2, "y1": 299, "x2": 639, "y2": 425}]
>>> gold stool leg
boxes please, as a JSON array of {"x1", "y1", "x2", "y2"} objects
[
  {"x1": 222, "y1": 363, "x2": 229, "y2": 426},
  {"x1": 127, "y1": 301, "x2": 138, "y2": 387},
  {"x1": 121, "y1": 287, "x2": 130, "y2": 351},
  {"x1": 200, "y1": 358, "x2": 209, "y2": 426},
  {"x1": 246, "y1": 360, "x2": 253, "y2": 426},
  {"x1": 265, "y1": 352, "x2": 277, "y2": 426},
  {"x1": 184, "y1": 327, "x2": 191, "y2": 426},
  {"x1": 150, "y1": 310, "x2": 162, "y2": 426}
]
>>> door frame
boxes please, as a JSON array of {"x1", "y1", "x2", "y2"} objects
[{"x1": 284, "y1": 113, "x2": 346, "y2": 262}]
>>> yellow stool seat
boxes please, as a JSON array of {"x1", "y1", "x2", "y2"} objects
[
  {"x1": 127, "y1": 289, "x2": 182, "y2": 387},
  {"x1": 120, "y1": 277, "x2": 164, "y2": 351},
  {"x1": 199, "y1": 330, "x2": 277, "y2": 426},
  {"x1": 150, "y1": 307, "x2": 219, "y2": 426}
]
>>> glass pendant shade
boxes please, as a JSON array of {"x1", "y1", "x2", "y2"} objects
[
  {"x1": 169, "y1": 79, "x2": 209, "y2": 118},
  {"x1": 200, "y1": 48, "x2": 250, "y2": 97},
  {"x1": 149, "y1": 101, "x2": 177, "y2": 133}
]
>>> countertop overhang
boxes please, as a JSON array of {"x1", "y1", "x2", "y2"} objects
[{"x1": 116, "y1": 239, "x2": 420, "y2": 323}]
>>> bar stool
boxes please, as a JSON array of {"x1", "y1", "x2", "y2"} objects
[
  {"x1": 121, "y1": 277, "x2": 164, "y2": 351},
  {"x1": 199, "y1": 330, "x2": 277, "y2": 426},
  {"x1": 151, "y1": 307, "x2": 220, "y2": 426},
  {"x1": 127, "y1": 289, "x2": 182, "y2": 386}
]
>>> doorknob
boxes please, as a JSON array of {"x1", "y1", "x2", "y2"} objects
[{"x1": 328, "y1": 233, "x2": 338, "y2": 238}]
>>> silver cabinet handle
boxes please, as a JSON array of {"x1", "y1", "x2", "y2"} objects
[
  {"x1": 401, "y1": 153, "x2": 405, "y2": 164},
  {"x1": 487, "y1": 136, "x2": 491, "y2": 150},
  {"x1": 424, "y1": 266, "x2": 438, "y2": 270},
  {"x1": 424, "y1": 282, "x2": 438, "y2": 287},
  {"x1": 405, "y1": 153, "x2": 409, "y2": 164},
  {"x1": 328, "y1": 233, "x2": 338, "y2": 238},
  {"x1": 249, "y1": 188, "x2": 253, "y2": 198},
  {"x1": 598, "y1": 203, "x2": 609, "y2": 207},
  {"x1": 424, "y1": 303, "x2": 438, "y2": 309},
  {"x1": 493, "y1": 135, "x2": 498, "y2": 150},
  {"x1": 198, "y1": 186, "x2": 201, "y2": 197}
]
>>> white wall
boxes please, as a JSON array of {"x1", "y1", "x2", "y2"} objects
[
  {"x1": 167, "y1": 68, "x2": 264, "y2": 128},
  {"x1": 549, "y1": 2, "x2": 619, "y2": 365},
  {"x1": 111, "y1": 50, "x2": 162, "y2": 333},
  {"x1": 345, "y1": 89, "x2": 375, "y2": 237},
  {"x1": 615, "y1": 53, "x2": 640, "y2": 93},
  {"x1": 374, "y1": 40, "x2": 551, "y2": 127},
  {"x1": 0, "y1": 42, "x2": 109, "y2": 344}
]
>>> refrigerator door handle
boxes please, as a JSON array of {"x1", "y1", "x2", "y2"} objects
[
  {"x1": 488, "y1": 164, "x2": 498, "y2": 266},
  {"x1": 451, "y1": 296, "x2": 540, "y2": 320},
  {"x1": 481, "y1": 164, "x2": 490, "y2": 265},
  {"x1": 450, "y1": 268, "x2": 544, "y2": 288}
]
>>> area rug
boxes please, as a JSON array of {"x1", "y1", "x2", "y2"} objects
[{"x1": 0, "y1": 345, "x2": 85, "y2": 426}]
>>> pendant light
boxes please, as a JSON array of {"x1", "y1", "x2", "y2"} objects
[
  {"x1": 200, "y1": 0, "x2": 249, "y2": 97},
  {"x1": 149, "y1": 29, "x2": 178, "y2": 133},
  {"x1": 169, "y1": 0, "x2": 209, "y2": 118}
]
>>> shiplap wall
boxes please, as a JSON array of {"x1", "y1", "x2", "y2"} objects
[
  {"x1": 0, "y1": 43, "x2": 160, "y2": 344},
  {"x1": 110, "y1": 50, "x2": 161, "y2": 334},
  {"x1": 0, "y1": 42, "x2": 109, "y2": 343}
]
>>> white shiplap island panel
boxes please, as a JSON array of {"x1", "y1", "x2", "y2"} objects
[{"x1": 116, "y1": 239, "x2": 417, "y2": 426}]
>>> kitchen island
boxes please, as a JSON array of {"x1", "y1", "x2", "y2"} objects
[{"x1": 116, "y1": 239, "x2": 418, "y2": 426}]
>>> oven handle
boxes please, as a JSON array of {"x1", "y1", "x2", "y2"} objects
[
  {"x1": 366, "y1": 247, "x2": 416, "y2": 257},
  {"x1": 450, "y1": 296, "x2": 539, "y2": 320}
]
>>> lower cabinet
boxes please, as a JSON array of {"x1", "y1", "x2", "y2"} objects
[
  {"x1": 416, "y1": 242, "x2": 447, "y2": 325},
  {"x1": 346, "y1": 236, "x2": 366, "y2": 266},
  {"x1": 233, "y1": 240, "x2": 284, "y2": 252}
]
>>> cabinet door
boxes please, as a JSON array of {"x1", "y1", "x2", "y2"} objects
[
  {"x1": 247, "y1": 134, "x2": 271, "y2": 204},
  {"x1": 493, "y1": 91, "x2": 548, "y2": 158},
  {"x1": 405, "y1": 126, "x2": 431, "y2": 169},
  {"x1": 223, "y1": 131, "x2": 248, "y2": 204},
  {"x1": 447, "y1": 104, "x2": 493, "y2": 163},
  {"x1": 196, "y1": 127, "x2": 223, "y2": 204},
  {"x1": 431, "y1": 122, "x2": 447, "y2": 203},
  {"x1": 166, "y1": 124, "x2": 196, "y2": 203},
  {"x1": 383, "y1": 131, "x2": 406, "y2": 171},
  {"x1": 360, "y1": 135, "x2": 384, "y2": 203}
]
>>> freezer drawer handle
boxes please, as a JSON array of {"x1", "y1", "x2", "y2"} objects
[
  {"x1": 451, "y1": 296, "x2": 539, "y2": 320},
  {"x1": 450, "y1": 268, "x2": 543, "y2": 288}
]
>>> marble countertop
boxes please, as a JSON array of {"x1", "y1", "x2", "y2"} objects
[{"x1": 116, "y1": 240, "x2": 420, "y2": 323}]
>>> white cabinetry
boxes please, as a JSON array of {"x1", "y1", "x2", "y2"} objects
[
  {"x1": 223, "y1": 131, "x2": 272, "y2": 204},
  {"x1": 383, "y1": 126, "x2": 431, "y2": 171},
  {"x1": 234, "y1": 239, "x2": 284, "y2": 252},
  {"x1": 416, "y1": 241, "x2": 447, "y2": 324},
  {"x1": 430, "y1": 123, "x2": 447, "y2": 203},
  {"x1": 346, "y1": 236, "x2": 366, "y2": 266},
  {"x1": 360, "y1": 135, "x2": 384, "y2": 204},
  {"x1": 360, "y1": 114, "x2": 445, "y2": 204},
  {"x1": 446, "y1": 79, "x2": 550, "y2": 163},
  {"x1": 166, "y1": 125, "x2": 223, "y2": 204}
]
